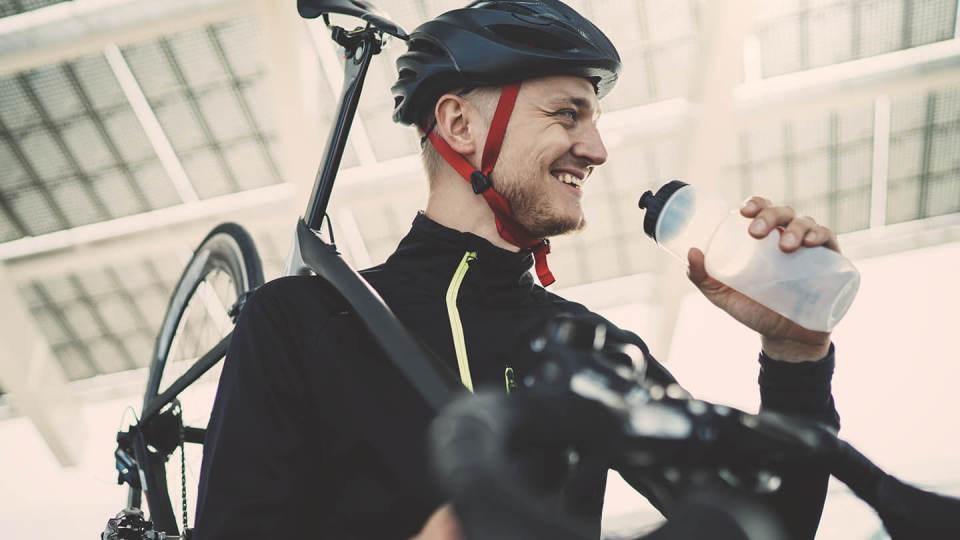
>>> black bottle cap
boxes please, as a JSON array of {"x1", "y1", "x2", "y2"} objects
[{"x1": 637, "y1": 180, "x2": 688, "y2": 241}]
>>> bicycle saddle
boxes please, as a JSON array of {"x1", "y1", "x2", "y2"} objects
[{"x1": 297, "y1": 0, "x2": 409, "y2": 39}]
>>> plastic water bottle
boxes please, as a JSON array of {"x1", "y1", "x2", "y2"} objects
[{"x1": 637, "y1": 180, "x2": 860, "y2": 332}]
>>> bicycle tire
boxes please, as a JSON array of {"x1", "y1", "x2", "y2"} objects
[{"x1": 131, "y1": 222, "x2": 264, "y2": 535}]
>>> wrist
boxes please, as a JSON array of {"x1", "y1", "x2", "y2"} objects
[{"x1": 761, "y1": 336, "x2": 831, "y2": 363}]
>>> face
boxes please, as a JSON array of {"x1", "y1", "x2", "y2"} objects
[{"x1": 489, "y1": 76, "x2": 608, "y2": 238}]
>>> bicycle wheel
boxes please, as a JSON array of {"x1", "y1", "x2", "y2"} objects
[{"x1": 131, "y1": 222, "x2": 264, "y2": 535}]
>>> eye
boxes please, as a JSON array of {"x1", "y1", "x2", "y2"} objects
[{"x1": 553, "y1": 108, "x2": 578, "y2": 122}]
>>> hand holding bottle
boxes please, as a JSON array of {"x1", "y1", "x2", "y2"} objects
[
  {"x1": 638, "y1": 182, "x2": 859, "y2": 362},
  {"x1": 686, "y1": 196, "x2": 836, "y2": 362}
]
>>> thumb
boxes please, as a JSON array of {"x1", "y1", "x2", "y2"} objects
[{"x1": 687, "y1": 247, "x2": 708, "y2": 286}]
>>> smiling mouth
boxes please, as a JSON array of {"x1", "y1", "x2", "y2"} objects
[{"x1": 551, "y1": 171, "x2": 584, "y2": 190}]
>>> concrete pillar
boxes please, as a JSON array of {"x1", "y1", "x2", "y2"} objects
[{"x1": 0, "y1": 263, "x2": 83, "y2": 466}]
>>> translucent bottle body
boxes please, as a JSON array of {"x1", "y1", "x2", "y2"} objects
[{"x1": 653, "y1": 186, "x2": 859, "y2": 332}]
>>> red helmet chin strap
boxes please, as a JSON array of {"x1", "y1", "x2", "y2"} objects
[{"x1": 425, "y1": 82, "x2": 556, "y2": 286}]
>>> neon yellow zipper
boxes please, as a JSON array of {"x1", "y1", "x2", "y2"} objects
[
  {"x1": 504, "y1": 367, "x2": 517, "y2": 394},
  {"x1": 446, "y1": 251, "x2": 477, "y2": 392}
]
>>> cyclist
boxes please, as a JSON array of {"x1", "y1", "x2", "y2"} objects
[{"x1": 195, "y1": 1, "x2": 842, "y2": 539}]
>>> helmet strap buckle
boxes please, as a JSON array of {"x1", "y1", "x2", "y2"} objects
[{"x1": 470, "y1": 171, "x2": 491, "y2": 194}]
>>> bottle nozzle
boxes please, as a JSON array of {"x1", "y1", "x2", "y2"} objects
[
  {"x1": 638, "y1": 191, "x2": 655, "y2": 210},
  {"x1": 637, "y1": 180, "x2": 689, "y2": 240}
]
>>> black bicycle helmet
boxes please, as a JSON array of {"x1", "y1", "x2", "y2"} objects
[{"x1": 392, "y1": 0, "x2": 621, "y2": 126}]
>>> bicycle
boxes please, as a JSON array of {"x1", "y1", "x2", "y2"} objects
[{"x1": 109, "y1": 1, "x2": 454, "y2": 537}]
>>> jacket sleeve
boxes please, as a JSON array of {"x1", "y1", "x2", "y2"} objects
[{"x1": 757, "y1": 344, "x2": 840, "y2": 540}]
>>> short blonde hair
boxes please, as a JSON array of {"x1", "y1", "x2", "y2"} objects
[{"x1": 419, "y1": 87, "x2": 501, "y2": 185}]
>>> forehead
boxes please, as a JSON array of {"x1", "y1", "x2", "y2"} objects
[{"x1": 521, "y1": 75, "x2": 600, "y2": 113}]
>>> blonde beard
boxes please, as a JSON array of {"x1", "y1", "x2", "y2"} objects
[{"x1": 493, "y1": 168, "x2": 586, "y2": 238}]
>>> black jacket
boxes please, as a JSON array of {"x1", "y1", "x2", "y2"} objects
[{"x1": 195, "y1": 213, "x2": 839, "y2": 539}]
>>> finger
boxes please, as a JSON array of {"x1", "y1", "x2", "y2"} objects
[
  {"x1": 687, "y1": 247, "x2": 708, "y2": 286},
  {"x1": 740, "y1": 196, "x2": 772, "y2": 218},
  {"x1": 780, "y1": 215, "x2": 818, "y2": 252},
  {"x1": 801, "y1": 226, "x2": 842, "y2": 253},
  {"x1": 748, "y1": 205, "x2": 796, "y2": 238}
]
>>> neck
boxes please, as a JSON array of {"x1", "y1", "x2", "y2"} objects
[{"x1": 424, "y1": 171, "x2": 520, "y2": 253}]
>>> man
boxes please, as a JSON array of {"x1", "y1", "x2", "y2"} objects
[{"x1": 195, "y1": 1, "x2": 840, "y2": 539}]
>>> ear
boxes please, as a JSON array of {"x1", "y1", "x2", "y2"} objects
[{"x1": 433, "y1": 93, "x2": 483, "y2": 162}]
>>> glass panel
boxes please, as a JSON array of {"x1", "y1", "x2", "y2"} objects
[
  {"x1": 50, "y1": 179, "x2": 103, "y2": 226},
  {"x1": 61, "y1": 119, "x2": 113, "y2": 175},
  {"x1": 104, "y1": 108, "x2": 156, "y2": 164},
  {"x1": 87, "y1": 338, "x2": 130, "y2": 374},
  {"x1": 95, "y1": 168, "x2": 146, "y2": 220},
  {"x1": 0, "y1": 75, "x2": 41, "y2": 131},
  {"x1": 54, "y1": 345, "x2": 96, "y2": 381},
  {"x1": 29, "y1": 65, "x2": 84, "y2": 123},
  {"x1": 197, "y1": 89, "x2": 247, "y2": 142},
  {"x1": 888, "y1": 131, "x2": 924, "y2": 179},
  {"x1": 858, "y1": 0, "x2": 905, "y2": 57},
  {"x1": 808, "y1": 3, "x2": 854, "y2": 68},
  {"x1": 75, "y1": 269, "x2": 115, "y2": 298},
  {"x1": 214, "y1": 18, "x2": 262, "y2": 79},
  {"x1": 122, "y1": 42, "x2": 181, "y2": 102},
  {"x1": 886, "y1": 176, "x2": 921, "y2": 223},
  {"x1": 72, "y1": 55, "x2": 127, "y2": 111},
  {"x1": 11, "y1": 186, "x2": 64, "y2": 235},
  {"x1": 838, "y1": 144, "x2": 873, "y2": 191},
  {"x1": 182, "y1": 148, "x2": 233, "y2": 199},
  {"x1": 96, "y1": 295, "x2": 140, "y2": 336},
  {"x1": 123, "y1": 332, "x2": 155, "y2": 368},
  {"x1": 134, "y1": 161, "x2": 179, "y2": 209},
  {"x1": 0, "y1": 139, "x2": 27, "y2": 191},
  {"x1": 834, "y1": 187, "x2": 871, "y2": 233},
  {"x1": 61, "y1": 301, "x2": 101, "y2": 340},
  {"x1": 756, "y1": 0, "x2": 959, "y2": 78},
  {"x1": 907, "y1": 0, "x2": 957, "y2": 46},
  {"x1": 167, "y1": 28, "x2": 230, "y2": 89},
  {"x1": 0, "y1": 0, "x2": 69, "y2": 18},
  {"x1": 32, "y1": 308, "x2": 70, "y2": 346},
  {"x1": 154, "y1": 96, "x2": 206, "y2": 153},
  {"x1": 925, "y1": 171, "x2": 960, "y2": 217},
  {"x1": 224, "y1": 139, "x2": 274, "y2": 190},
  {"x1": 20, "y1": 128, "x2": 71, "y2": 180}
]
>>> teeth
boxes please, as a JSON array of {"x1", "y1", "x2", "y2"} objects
[{"x1": 554, "y1": 172, "x2": 583, "y2": 188}]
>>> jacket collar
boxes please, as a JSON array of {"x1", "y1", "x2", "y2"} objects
[{"x1": 387, "y1": 213, "x2": 536, "y2": 286}]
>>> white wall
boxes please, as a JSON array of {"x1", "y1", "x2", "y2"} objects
[{"x1": 0, "y1": 394, "x2": 142, "y2": 538}]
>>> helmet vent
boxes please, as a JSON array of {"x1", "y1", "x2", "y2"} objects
[
  {"x1": 408, "y1": 38, "x2": 446, "y2": 57},
  {"x1": 486, "y1": 24, "x2": 576, "y2": 52}
]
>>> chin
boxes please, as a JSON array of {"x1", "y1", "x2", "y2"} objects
[{"x1": 527, "y1": 211, "x2": 585, "y2": 238}]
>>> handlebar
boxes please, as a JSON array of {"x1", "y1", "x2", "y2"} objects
[{"x1": 429, "y1": 316, "x2": 960, "y2": 540}]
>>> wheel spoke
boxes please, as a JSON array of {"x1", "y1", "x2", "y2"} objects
[{"x1": 197, "y1": 275, "x2": 234, "y2": 337}]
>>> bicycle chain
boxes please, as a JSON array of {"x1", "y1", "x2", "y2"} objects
[{"x1": 178, "y1": 403, "x2": 188, "y2": 534}]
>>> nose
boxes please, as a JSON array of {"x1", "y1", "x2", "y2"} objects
[{"x1": 572, "y1": 122, "x2": 608, "y2": 167}]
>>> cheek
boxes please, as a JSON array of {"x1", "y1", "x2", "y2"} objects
[
  {"x1": 496, "y1": 125, "x2": 570, "y2": 183},
  {"x1": 508, "y1": 122, "x2": 570, "y2": 162},
  {"x1": 534, "y1": 128, "x2": 572, "y2": 165}
]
